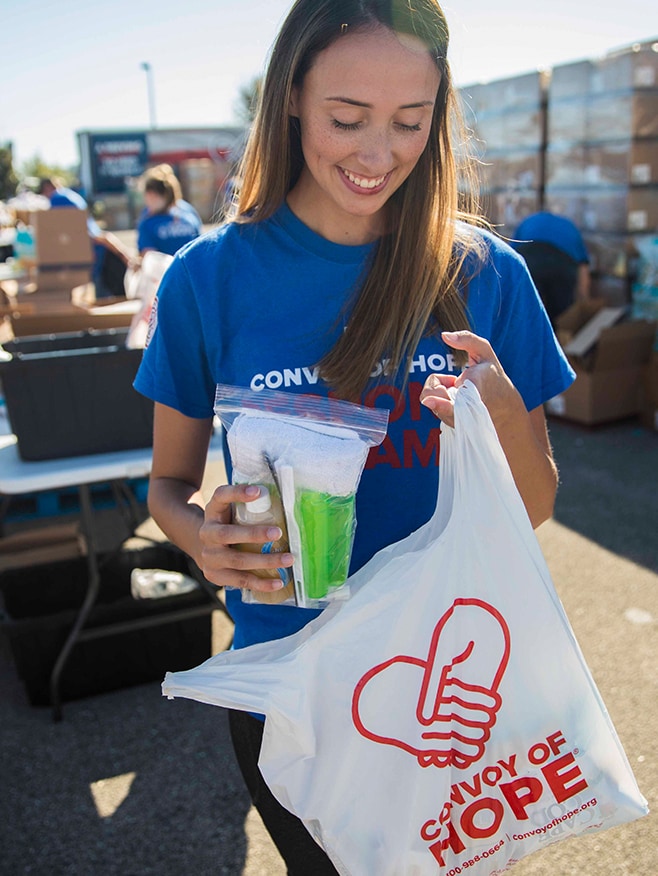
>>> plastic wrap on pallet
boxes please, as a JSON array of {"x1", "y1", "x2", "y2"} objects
[
  {"x1": 545, "y1": 143, "x2": 588, "y2": 188},
  {"x1": 592, "y1": 42, "x2": 658, "y2": 93},
  {"x1": 477, "y1": 148, "x2": 543, "y2": 192},
  {"x1": 480, "y1": 188, "x2": 541, "y2": 230},
  {"x1": 587, "y1": 90, "x2": 658, "y2": 142}
]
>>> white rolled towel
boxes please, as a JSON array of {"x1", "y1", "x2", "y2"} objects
[{"x1": 227, "y1": 412, "x2": 368, "y2": 496}]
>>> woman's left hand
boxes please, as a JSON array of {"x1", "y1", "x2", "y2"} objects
[
  {"x1": 420, "y1": 330, "x2": 559, "y2": 528},
  {"x1": 420, "y1": 331, "x2": 525, "y2": 428}
]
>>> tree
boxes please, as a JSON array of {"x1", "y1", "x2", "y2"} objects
[
  {"x1": 234, "y1": 76, "x2": 262, "y2": 124},
  {"x1": 0, "y1": 144, "x2": 18, "y2": 201},
  {"x1": 18, "y1": 154, "x2": 78, "y2": 190}
]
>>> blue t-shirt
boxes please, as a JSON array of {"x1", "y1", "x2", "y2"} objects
[
  {"x1": 137, "y1": 202, "x2": 202, "y2": 256},
  {"x1": 135, "y1": 202, "x2": 574, "y2": 651},
  {"x1": 514, "y1": 212, "x2": 589, "y2": 264},
  {"x1": 50, "y1": 187, "x2": 88, "y2": 211}
]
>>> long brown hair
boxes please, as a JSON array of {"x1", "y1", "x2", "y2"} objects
[{"x1": 233, "y1": 0, "x2": 484, "y2": 399}]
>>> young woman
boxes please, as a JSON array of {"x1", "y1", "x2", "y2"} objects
[
  {"x1": 135, "y1": 1, "x2": 574, "y2": 871},
  {"x1": 136, "y1": 164, "x2": 202, "y2": 257}
]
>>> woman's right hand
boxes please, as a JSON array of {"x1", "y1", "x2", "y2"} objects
[{"x1": 198, "y1": 483, "x2": 294, "y2": 592}]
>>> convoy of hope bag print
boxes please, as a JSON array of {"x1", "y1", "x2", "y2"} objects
[{"x1": 163, "y1": 382, "x2": 648, "y2": 876}]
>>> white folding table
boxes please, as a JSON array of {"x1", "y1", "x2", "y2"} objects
[{"x1": 0, "y1": 430, "x2": 226, "y2": 720}]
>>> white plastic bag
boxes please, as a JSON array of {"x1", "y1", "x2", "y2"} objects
[
  {"x1": 163, "y1": 382, "x2": 648, "y2": 876},
  {"x1": 124, "y1": 250, "x2": 173, "y2": 349}
]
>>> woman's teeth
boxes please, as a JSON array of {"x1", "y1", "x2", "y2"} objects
[{"x1": 342, "y1": 169, "x2": 387, "y2": 189}]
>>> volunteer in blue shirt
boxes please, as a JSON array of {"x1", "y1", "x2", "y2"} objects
[
  {"x1": 513, "y1": 211, "x2": 591, "y2": 326},
  {"x1": 137, "y1": 164, "x2": 202, "y2": 257},
  {"x1": 134, "y1": 1, "x2": 575, "y2": 872},
  {"x1": 38, "y1": 177, "x2": 135, "y2": 298}
]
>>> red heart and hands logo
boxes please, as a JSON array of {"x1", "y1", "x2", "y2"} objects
[{"x1": 352, "y1": 599, "x2": 511, "y2": 769}]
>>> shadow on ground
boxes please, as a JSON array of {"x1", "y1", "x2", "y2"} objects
[{"x1": 548, "y1": 416, "x2": 658, "y2": 573}]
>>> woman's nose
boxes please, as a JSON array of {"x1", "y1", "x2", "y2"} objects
[{"x1": 356, "y1": 128, "x2": 393, "y2": 171}]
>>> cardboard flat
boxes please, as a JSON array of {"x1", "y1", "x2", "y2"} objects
[
  {"x1": 563, "y1": 307, "x2": 627, "y2": 357},
  {"x1": 0, "y1": 524, "x2": 86, "y2": 572},
  {"x1": 555, "y1": 300, "x2": 605, "y2": 347},
  {"x1": 8, "y1": 305, "x2": 136, "y2": 337}
]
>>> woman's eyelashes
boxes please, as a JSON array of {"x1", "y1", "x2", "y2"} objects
[{"x1": 331, "y1": 118, "x2": 423, "y2": 132}]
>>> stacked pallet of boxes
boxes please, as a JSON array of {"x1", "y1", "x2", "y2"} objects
[
  {"x1": 544, "y1": 41, "x2": 658, "y2": 306},
  {"x1": 178, "y1": 157, "x2": 232, "y2": 223},
  {"x1": 4, "y1": 209, "x2": 138, "y2": 337},
  {"x1": 458, "y1": 70, "x2": 548, "y2": 233}
]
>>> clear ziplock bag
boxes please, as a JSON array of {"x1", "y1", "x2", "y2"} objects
[
  {"x1": 214, "y1": 384, "x2": 389, "y2": 609},
  {"x1": 166, "y1": 382, "x2": 647, "y2": 875}
]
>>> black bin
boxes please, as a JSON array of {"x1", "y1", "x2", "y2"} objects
[
  {"x1": 0, "y1": 342, "x2": 153, "y2": 461},
  {"x1": 2, "y1": 328, "x2": 130, "y2": 356},
  {"x1": 0, "y1": 543, "x2": 213, "y2": 706}
]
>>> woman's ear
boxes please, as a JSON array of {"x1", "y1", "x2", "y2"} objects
[{"x1": 289, "y1": 86, "x2": 300, "y2": 118}]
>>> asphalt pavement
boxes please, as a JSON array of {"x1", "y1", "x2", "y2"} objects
[{"x1": 0, "y1": 413, "x2": 656, "y2": 876}]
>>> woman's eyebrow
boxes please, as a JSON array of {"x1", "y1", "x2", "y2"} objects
[{"x1": 325, "y1": 96, "x2": 434, "y2": 109}]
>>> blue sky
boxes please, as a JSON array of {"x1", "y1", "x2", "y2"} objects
[{"x1": 2, "y1": 0, "x2": 655, "y2": 168}]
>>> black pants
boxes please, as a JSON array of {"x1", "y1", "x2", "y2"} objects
[{"x1": 228, "y1": 710, "x2": 339, "y2": 876}]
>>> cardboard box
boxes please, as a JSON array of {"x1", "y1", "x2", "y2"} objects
[
  {"x1": 549, "y1": 60, "x2": 596, "y2": 101},
  {"x1": 588, "y1": 90, "x2": 658, "y2": 142},
  {"x1": 480, "y1": 188, "x2": 541, "y2": 231},
  {"x1": 35, "y1": 266, "x2": 92, "y2": 292},
  {"x1": 471, "y1": 107, "x2": 545, "y2": 152},
  {"x1": 592, "y1": 42, "x2": 658, "y2": 93},
  {"x1": 548, "y1": 306, "x2": 657, "y2": 424},
  {"x1": 30, "y1": 209, "x2": 93, "y2": 267},
  {"x1": 545, "y1": 143, "x2": 588, "y2": 188},
  {"x1": 461, "y1": 70, "x2": 548, "y2": 114},
  {"x1": 586, "y1": 139, "x2": 658, "y2": 187},
  {"x1": 547, "y1": 366, "x2": 648, "y2": 424},
  {"x1": 554, "y1": 300, "x2": 605, "y2": 347},
  {"x1": 548, "y1": 91, "x2": 658, "y2": 144},
  {"x1": 547, "y1": 186, "x2": 658, "y2": 234},
  {"x1": 478, "y1": 148, "x2": 543, "y2": 192},
  {"x1": 547, "y1": 96, "x2": 589, "y2": 144}
]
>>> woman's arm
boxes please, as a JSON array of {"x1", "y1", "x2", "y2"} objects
[
  {"x1": 148, "y1": 402, "x2": 293, "y2": 591},
  {"x1": 576, "y1": 263, "x2": 591, "y2": 301},
  {"x1": 419, "y1": 331, "x2": 558, "y2": 528}
]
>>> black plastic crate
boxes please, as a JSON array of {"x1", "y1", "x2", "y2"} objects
[
  {"x1": 0, "y1": 344, "x2": 153, "y2": 460},
  {"x1": 0, "y1": 544, "x2": 214, "y2": 705},
  {"x1": 2, "y1": 328, "x2": 131, "y2": 356}
]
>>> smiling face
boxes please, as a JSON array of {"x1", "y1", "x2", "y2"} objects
[{"x1": 287, "y1": 25, "x2": 441, "y2": 245}]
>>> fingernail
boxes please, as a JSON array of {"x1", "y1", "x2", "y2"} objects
[
  {"x1": 267, "y1": 527, "x2": 282, "y2": 540},
  {"x1": 245, "y1": 485, "x2": 260, "y2": 497}
]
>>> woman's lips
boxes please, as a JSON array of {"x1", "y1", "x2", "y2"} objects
[{"x1": 340, "y1": 167, "x2": 391, "y2": 193}]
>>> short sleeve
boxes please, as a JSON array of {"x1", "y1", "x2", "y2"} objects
[{"x1": 133, "y1": 255, "x2": 216, "y2": 418}]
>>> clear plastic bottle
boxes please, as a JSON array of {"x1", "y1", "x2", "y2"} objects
[
  {"x1": 234, "y1": 486, "x2": 294, "y2": 604},
  {"x1": 13, "y1": 223, "x2": 35, "y2": 269}
]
